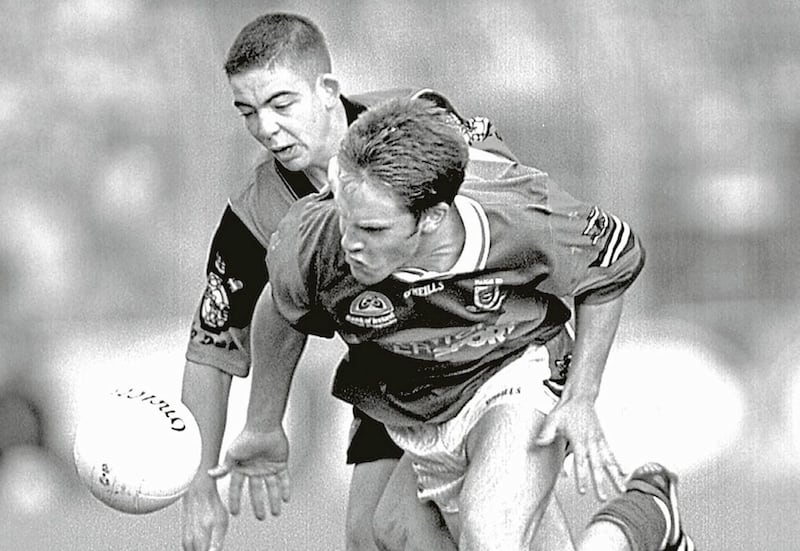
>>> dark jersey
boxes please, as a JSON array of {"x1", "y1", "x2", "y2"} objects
[
  {"x1": 184, "y1": 91, "x2": 514, "y2": 377},
  {"x1": 268, "y1": 153, "x2": 645, "y2": 426}
]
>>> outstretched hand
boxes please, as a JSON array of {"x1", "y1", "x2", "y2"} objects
[
  {"x1": 535, "y1": 396, "x2": 626, "y2": 501},
  {"x1": 209, "y1": 426, "x2": 291, "y2": 519}
]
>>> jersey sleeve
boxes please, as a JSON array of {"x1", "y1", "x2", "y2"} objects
[
  {"x1": 536, "y1": 180, "x2": 646, "y2": 304},
  {"x1": 184, "y1": 205, "x2": 268, "y2": 377},
  {"x1": 267, "y1": 198, "x2": 339, "y2": 338}
]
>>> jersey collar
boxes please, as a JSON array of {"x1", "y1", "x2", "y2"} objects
[{"x1": 392, "y1": 195, "x2": 490, "y2": 283}]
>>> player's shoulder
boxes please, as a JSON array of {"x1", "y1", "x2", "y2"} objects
[
  {"x1": 225, "y1": 156, "x2": 300, "y2": 244},
  {"x1": 464, "y1": 155, "x2": 552, "y2": 203},
  {"x1": 228, "y1": 156, "x2": 277, "y2": 205},
  {"x1": 273, "y1": 191, "x2": 338, "y2": 252},
  {"x1": 349, "y1": 87, "x2": 420, "y2": 107}
]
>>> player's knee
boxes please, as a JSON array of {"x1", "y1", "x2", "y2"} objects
[
  {"x1": 372, "y1": 497, "x2": 407, "y2": 551},
  {"x1": 346, "y1": 507, "x2": 380, "y2": 551},
  {"x1": 346, "y1": 521, "x2": 378, "y2": 551},
  {"x1": 459, "y1": 506, "x2": 532, "y2": 551}
]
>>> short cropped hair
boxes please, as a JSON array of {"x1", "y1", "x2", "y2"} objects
[
  {"x1": 337, "y1": 98, "x2": 469, "y2": 219},
  {"x1": 224, "y1": 13, "x2": 331, "y2": 80}
]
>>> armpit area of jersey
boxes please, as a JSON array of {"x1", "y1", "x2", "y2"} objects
[{"x1": 199, "y1": 205, "x2": 267, "y2": 333}]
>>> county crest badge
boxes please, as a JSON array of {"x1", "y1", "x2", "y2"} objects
[{"x1": 467, "y1": 277, "x2": 507, "y2": 313}]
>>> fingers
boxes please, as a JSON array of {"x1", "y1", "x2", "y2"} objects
[
  {"x1": 248, "y1": 475, "x2": 268, "y2": 520},
  {"x1": 534, "y1": 416, "x2": 558, "y2": 447},
  {"x1": 228, "y1": 472, "x2": 245, "y2": 516},
  {"x1": 588, "y1": 443, "x2": 608, "y2": 501},
  {"x1": 572, "y1": 442, "x2": 590, "y2": 495},
  {"x1": 597, "y1": 437, "x2": 626, "y2": 493},
  {"x1": 265, "y1": 470, "x2": 291, "y2": 516},
  {"x1": 582, "y1": 435, "x2": 625, "y2": 501},
  {"x1": 208, "y1": 526, "x2": 226, "y2": 551},
  {"x1": 278, "y1": 470, "x2": 291, "y2": 503}
]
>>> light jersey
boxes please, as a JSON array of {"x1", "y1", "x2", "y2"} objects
[
  {"x1": 184, "y1": 91, "x2": 513, "y2": 377},
  {"x1": 268, "y1": 152, "x2": 646, "y2": 427}
]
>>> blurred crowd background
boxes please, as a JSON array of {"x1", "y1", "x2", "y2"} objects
[{"x1": 2, "y1": 0, "x2": 800, "y2": 549}]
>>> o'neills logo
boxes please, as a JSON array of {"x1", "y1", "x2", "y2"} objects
[
  {"x1": 112, "y1": 388, "x2": 188, "y2": 431},
  {"x1": 345, "y1": 291, "x2": 398, "y2": 329},
  {"x1": 403, "y1": 281, "x2": 444, "y2": 299}
]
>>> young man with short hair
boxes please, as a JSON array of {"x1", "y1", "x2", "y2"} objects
[
  {"x1": 213, "y1": 98, "x2": 695, "y2": 550},
  {"x1": 180, "y1": 12, "x2": 516, "y2": 551}
]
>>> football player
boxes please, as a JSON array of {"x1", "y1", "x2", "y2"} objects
[
  {"x1": 212, "y1": 97, "x2": 695, "y2": 550},
  {"x1": 179, "y1": 12, "x2": 519, "y2": 551}
]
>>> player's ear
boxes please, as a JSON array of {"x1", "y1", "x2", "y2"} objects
[
  {"x1": 317, "y1": 74, "x2": 341, "y2": 109},
  {"x1": 419, "y1": 202, "x2": 450, "y2": 234}
]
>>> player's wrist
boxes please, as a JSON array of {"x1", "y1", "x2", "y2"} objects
[
  {"x1": 242, "y1": 419, "x2": 284, "y2": 435},
  {"x1": 559, "y1": 386, "x2": 600, "y2": 404},
  {"x1": 190, "y1": 469, "x2": 221, "y2": 489}
]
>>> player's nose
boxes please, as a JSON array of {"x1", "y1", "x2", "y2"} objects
[
  {"x1": 339, "y1": 225, "x2": 363, "y2": 253},
  {"x1": 254, "y1": 110, "x2": 280, "y2": 140}
]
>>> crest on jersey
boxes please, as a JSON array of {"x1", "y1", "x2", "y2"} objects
[
  {"x1": 467, "y1": 278, "x2": 507, "y2": 313},
  {"x1": 463, "y1": 116, "x2": 500, "y2": 145},
  {"x1": 582, "y1": 206, "x2": 610, "y2": 245},
  {"x1": 543, "y1": 353, "x2": 571, "y2": 397},
  {"x1": 345, "y1": 291, "x2": 398, "y2": 329},
  {"x1": 583, "y1": 206, "x2": 634, "y2": 268},
  {"x1": 201, "y1": 272, "x2": 230, "y2": 329}
]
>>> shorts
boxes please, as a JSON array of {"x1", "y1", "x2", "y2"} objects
[
  {"x1": 346, "y1": 407, "x2": 404, "y2": 465},
  {"x1": 385, "y1": 343, "x2": 560, "y2": 514}
]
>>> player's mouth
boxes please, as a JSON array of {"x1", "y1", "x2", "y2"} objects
[
  {"x1": 271, "y1": 144, "x2": 297, "y2": 159},
  {"x1": 346, "y1": 256, "x2": 373, "y2": 279}
]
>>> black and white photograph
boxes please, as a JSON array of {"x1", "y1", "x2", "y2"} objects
[{"x1": 2, "y1": 1, "x2": 799, "y2": 549}]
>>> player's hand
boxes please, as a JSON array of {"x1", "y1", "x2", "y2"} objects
[
  {"x1": 534, "y1": 396, "x2": 625, "y2": 501},
  {"x1": 209, "y1": 426, "x2": 291, "y2": 519},
  {"x1": 181, "y1": 474, "x2": 229, "y2": 551}
]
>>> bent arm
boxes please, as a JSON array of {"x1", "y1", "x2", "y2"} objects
[
  {"x1": 244, "y1": 283, "x2": 308, "y2": 431},
  {"x1": 561, "y1": 294, "x2": 624, "y2": 402}
]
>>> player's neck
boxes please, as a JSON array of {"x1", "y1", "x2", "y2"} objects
[
  {"x1": 305, "y1": 100, "x2": 348, "y2": 192},
  {"x1": 410, "y1": 207, "x2": 466, "y2": 273}
]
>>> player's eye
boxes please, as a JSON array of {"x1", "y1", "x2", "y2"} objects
[
  {"x1": 360, "y1": 227, "x2": 385, "y2": 235},
  {"x1": 271, "y1": 100, "x2": 294, "y2": 111}
]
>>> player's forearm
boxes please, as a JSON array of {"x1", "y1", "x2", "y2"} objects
[
  {"x1": 245, "y1": 284, "x2": 307, "y2": 430},
  {"x1": 561, "y1": 295, "x2": 624, "y2": 402},
  {"x1": 181, "y1": 359, "x2": 232, "y2": 474}
]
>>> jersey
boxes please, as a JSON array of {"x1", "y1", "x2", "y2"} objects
[
  {"x1": 267, "y1": 153, "x2": 646, "y2": 427},
  {"x1": 184, "y1": 91, "x2": 514, "y2": 377}
]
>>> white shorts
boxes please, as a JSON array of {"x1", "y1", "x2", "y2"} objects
[{"x1": 385, "y1": 344, "x2": 560, "y2": 514}]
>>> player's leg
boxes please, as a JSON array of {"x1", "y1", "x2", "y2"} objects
[
  {"x1": 373, "y1": 453, "x2": 456, "y2": 551},
  {"x1": 348, "y1": 459, "x2": 398, "y2": 551},
  {"x1": 455, "y1": 404, "x2": 566, "y2": 550},
  {"x1": 373, "y1": 442, "x2": 573, "y2": 551},
  {"x1": 346, "y1": 407, "x2": 404, "y2": 551},
  {"x1": 577, "y1": 463, "x2": 696, "y2": 551},
  {"x1": 535, "y1": 495, "x2": 577, "y2": 551}
]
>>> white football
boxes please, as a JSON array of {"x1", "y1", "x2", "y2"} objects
[{"x1": 73, "y1": 387, "x2": 202, "y2": 514}]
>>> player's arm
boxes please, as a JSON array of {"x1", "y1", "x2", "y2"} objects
[
  {"x1": 181, "y1": 205, "x2": 269, "y2": 551},
  {"x1": 534, "y1": 183, "x2": 645, "y2": 501},
  {"x1": 210, "y1": 204, "x2": 327, "y2": 519},
  {"x1": 209, "y1": 286, "x2": 307, "y2": 519},
  {"x1": 536, "y1": 294, "x2": 626, "y2": 499},
  {"x1": 180, "y1": 359, "x2": 232, "y2": 551},
  {"x1": 246, "y1": 284, "x2": 307, "y2": 430}
]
